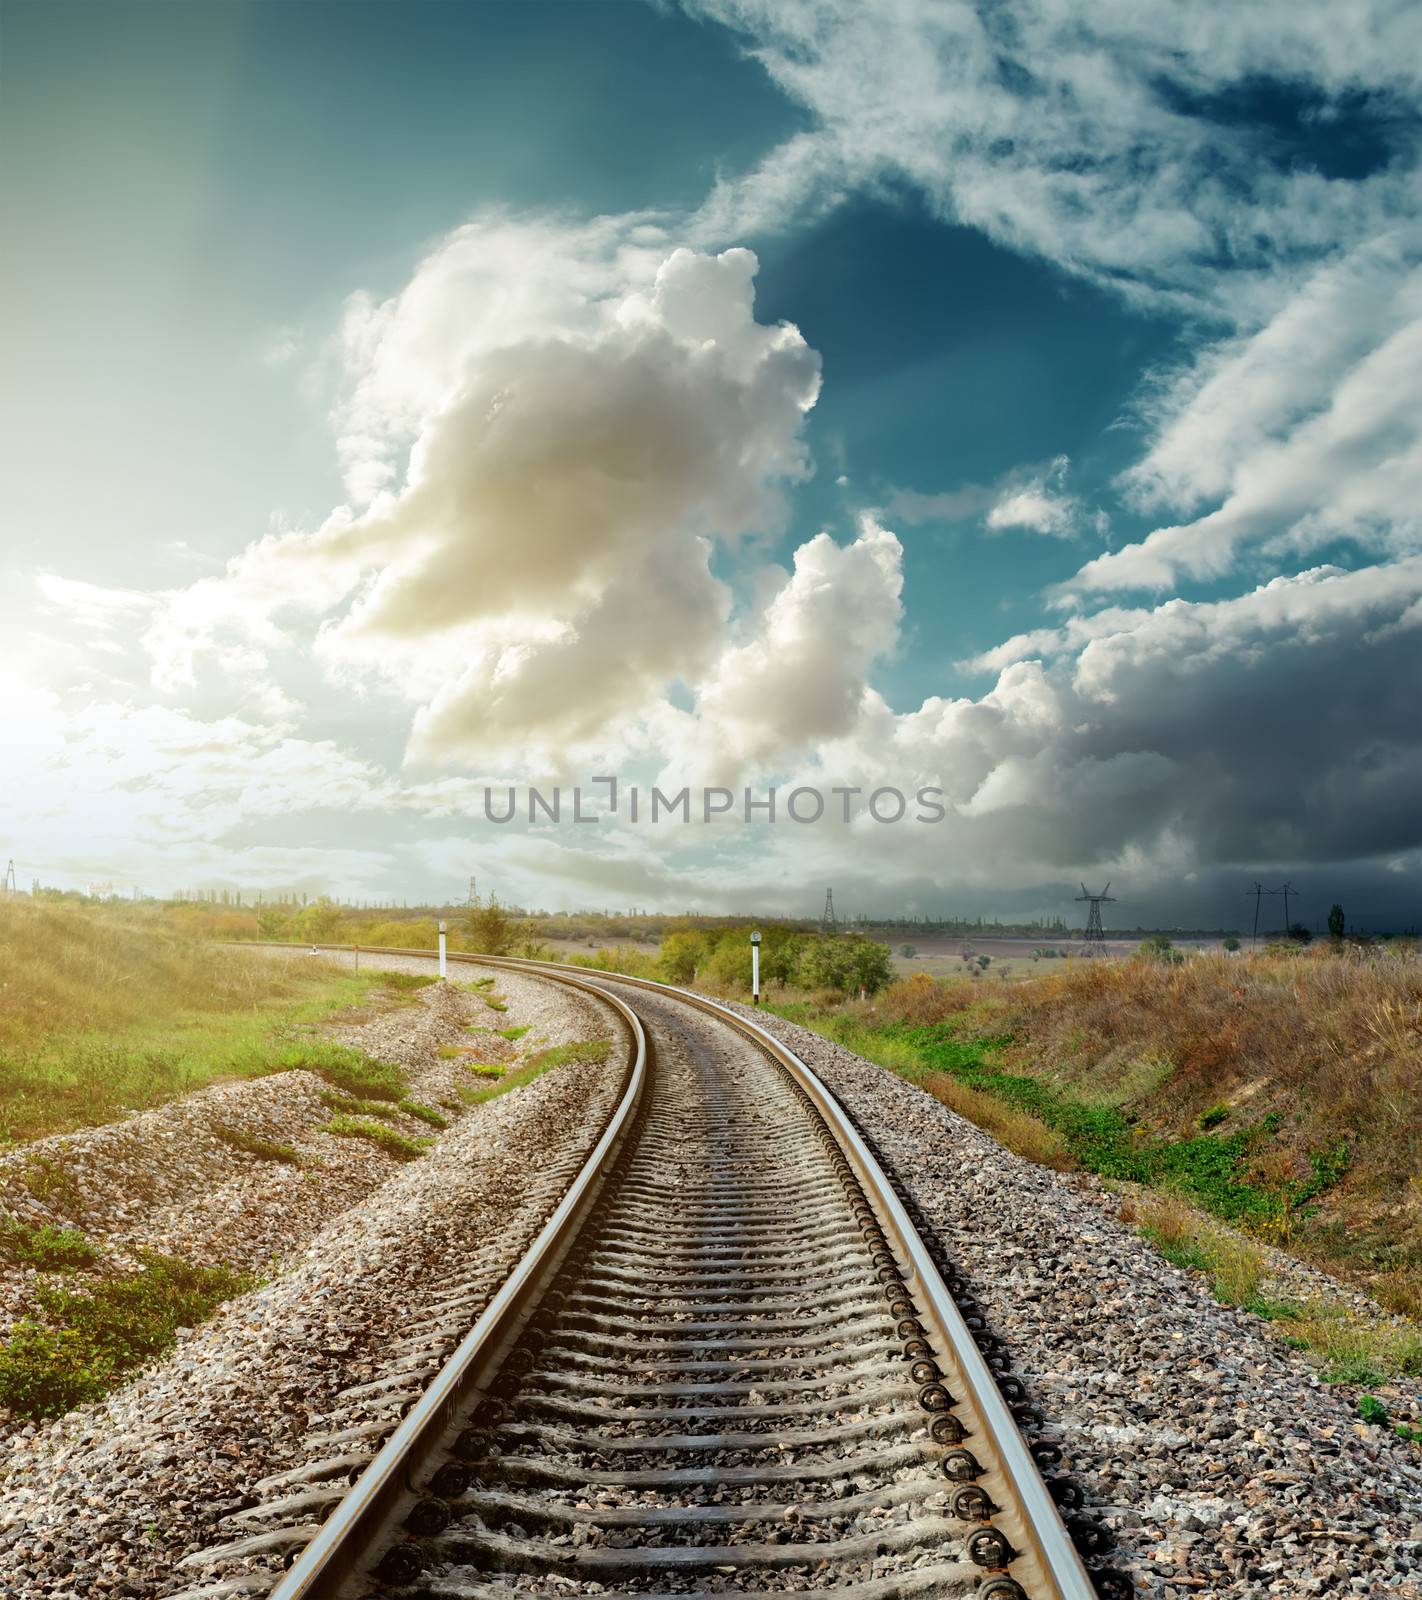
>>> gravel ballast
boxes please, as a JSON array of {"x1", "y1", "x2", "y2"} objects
[
  {"x1": 0, "y1": 955, "x2": 626, "y2": 1598},
  {"x1": 719, "y1": 997, "x2": 1422, "y2": 1600},
  {"x1": 6, "y1": 949, "x2": 1420, "y2": 1599}
]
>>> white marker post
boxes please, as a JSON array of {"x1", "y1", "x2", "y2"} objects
[
  {"x1": 750, "y1": 929, "x2": 761, "y2": 1006},
  {"x1": 438, "y1": 920, "x2": 448, "y2": 979}
]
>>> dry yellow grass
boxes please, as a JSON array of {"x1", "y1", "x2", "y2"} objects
[
  {"x1": 920, "y1": 1070, "x2": 1075, "y2": 1170},
  {"x1": 1118, "y1": 1190, "x2": 1422, "y2": 1382},
  {"x1": 872, "y1": 948, "x2": 1422, "y2": 1295}
]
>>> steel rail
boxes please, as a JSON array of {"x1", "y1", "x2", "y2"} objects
[
  {"x1": 243, "y1": 942, "x2": 1098, "y2": 1600},
  {"x1": 264, "y1": 961, "x2": 647, "y2": 1600}
]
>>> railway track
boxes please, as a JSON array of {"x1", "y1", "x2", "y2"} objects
[{"x1": 179, "y1": 950, "x2": 1125, "y2": 1600}]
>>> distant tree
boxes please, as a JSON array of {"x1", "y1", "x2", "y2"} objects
[
  {"x1": 1222, "y1": 936, "x2": 1241, "y2": 953},
  {"x1": 294, "y1": 898, "x2": 341, "y2": 943},
  {"x1": 256, "y1": 905, "x2": 289, "y2": 940},
  {"x1": 465, "y1": 893, "x2": 515, "y2": 956},
  {"x1": 657, "y1": 929, "x2": 703, "y2": 985},
  {"x1": 899, "y1": 944, "x2": 917, "y2": 959},
  {"x1": 799, "y1": 935, "x2": 892, "y2": 996},
  {"x1": 1328, "y1": 904, "x2": 1346, "y2": 940},
  {"x1": 1288, "y1": 923, "x2": 1313, "y2": 944},
  {"x1": 851, "y1": 939, "x2": 894, "y2": 995},
  {"x1": 976, "y1": 954, "x2": 991, "y2": 971}
]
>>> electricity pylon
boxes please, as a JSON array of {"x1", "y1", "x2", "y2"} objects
[{"x1": 1075, "y1": 881, "x2": 1116, "y2": 953}]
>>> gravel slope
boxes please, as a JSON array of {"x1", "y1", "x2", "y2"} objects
[
  {"x1": 0, "y1": 957, "x2": 625, "y2": 1599},
  {"x1": 720, "y1": 998, "x2": 1422, "y2": 1600}
]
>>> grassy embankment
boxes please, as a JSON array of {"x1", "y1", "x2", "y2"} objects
[
  {"x1": 767, "y1": 947, "x2": 1422, "y2": 1388},
  {"x1": 0, "y1": 901, "x2": 443, "y2": 1419},
  {"x1": 0, "y1": 898, "x2": 406, "y2": 1144}
]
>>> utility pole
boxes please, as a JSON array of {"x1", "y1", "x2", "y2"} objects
[
  {"x1": 1246, "y1": 881, "x2": 1266, "y2": 949},
  {"x1": 2, "y1": 860, "x2": 16, "y2": 897},
  {"x1": 820, "y1": 888, "x2": 838, "y2": 936},
  {"x1": 1278, "y1": 881, "x2": 1297, "y2": 938}
]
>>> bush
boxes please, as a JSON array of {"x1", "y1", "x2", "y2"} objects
[{"x1": 0, "y1": 1217, "x2": 96, "y2": 1270}]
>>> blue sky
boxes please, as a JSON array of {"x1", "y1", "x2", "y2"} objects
[{"x1": 3, "y1": 0, "x2": 1420, "y2": 927}]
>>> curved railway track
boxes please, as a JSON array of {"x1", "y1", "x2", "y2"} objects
[{"x1": 180, "y1": 949, "x2": 1124, "y2": 1600}]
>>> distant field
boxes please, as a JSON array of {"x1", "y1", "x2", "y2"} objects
[
  {"x1": 0, "y1": 901, "x2": 391, "y2": 1143},
  {"x1": 889, "y1": 935, "x2": 1231, "y2": 980}
]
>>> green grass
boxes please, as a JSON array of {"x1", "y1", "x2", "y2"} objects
[
  {"x1": 276, "y1": 1041, "x2": 406, "y2": 1101},
  {"x1": 321, "y1": 1115, "x2": 432, "y2": 1160},
  {"x1": 497, "y1": 1025, "x2": 531, "y2": 1041},
  {"x1": 211, "y1": 1124, "x2": 305, "y2": 1166},
  {"x1": 483, "y1": 995, "x2": 509, "y2": 1013},
  {"x1": 1122, "y1": 1191, "x2": 1422, "y2": 1383},
  {"x1": 0, "y1": 916, "x2": 398, "y2": 1145},
  {"x1": 464, "y1": 1063, "x2": 505, "y2": 1079},
  {"x1": 318, "y1": 1089, "x2": 403, "y2": 1123},
  {"x1": 379, "y1": 972, "x2": 439, "y2": 994},
  {"x1": 776, "y1": 1007, "x2": 1352, "y2": 1234},
  {"x1": 0, "y1": 1216, "x2": 97, "y2": 1270},
  {"x1": 0, "y1": 1251, "x2": 254, "y2": 1419},
  {"x1": 457, "y1": 1037, "x2": 609, "y2": 1107},
  {"x1": 398, "y1": 1099, "x2": 449, "y2": 1129}
]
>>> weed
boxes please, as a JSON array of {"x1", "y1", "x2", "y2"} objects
[
  {"x1": 498, "y1": 1025, "x2": 531, "y2": 1041},
  {"x1": 465, "y1": 1063, "x2": 504, "y2": 1079},
  {"x1": 321, "y1": 1115, "x2": 431, "y2": 1161},
  {"x1": 212, "y1": 1125, "x2": 304, "y2": 1165},
  {"x1": 0, "y1": 1251, "x2": 253, "y2": 1419},
  {"x1": 1122, "y1": 1192, "x2": 1422, "y2": 1382},
  {"x1": 317, "y1": 1089, "x2": 403, "y2": 1123},
  {"x1": 457, "y1": 1037, "x2": 609, "y2": 1109},
  {"x1": 380, "y1": 973, "x2": 438, "y2": 993},
  {"x1": 437, "y1": 1045, "x2": 462, "y2": 1059},
  {"x1": 16, "y1": 1157, "x2": 83, "y2": 1209},
  {"x1": 484, "y1": 995, "x2": 509, "y2": 1013},
  {"x1": 1289, "y1": 1304, "x2": 1422, "y2": 1384},
  {"x1": 532, "y1": 1039, "x2": 610, "y2": 1069},
  {"x1": 1199, "y1": 1103, "x2": 1229, "y2": 1130},
  {"x1": 398, "y1": 1099, "x2": 448, "y2": 1129},
  {"x1": 0, "y1": 1216, "x2": 97, "y2": 1270},
  {"x1": 1358, "y1": 1394, "x2": 1388, "y2": 1425}
]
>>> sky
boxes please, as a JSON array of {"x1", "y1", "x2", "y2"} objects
[{"x1": 2, "y1": 0, "x2": 1420, "y2": 929}]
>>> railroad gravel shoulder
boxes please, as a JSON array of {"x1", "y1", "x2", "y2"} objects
[
  {"x1": 0, "y1": 959, "x2": 625, "y2": 1599},
  {"x1": 722, "y1": 998, "x2": 1422, "y2": 1600}
]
